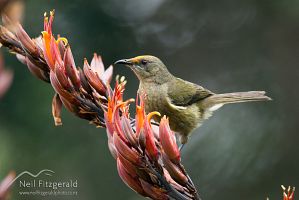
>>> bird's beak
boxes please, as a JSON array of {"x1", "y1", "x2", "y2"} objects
[{"x1": 114, "y1": 59, "x2": 133, "y2": 66}]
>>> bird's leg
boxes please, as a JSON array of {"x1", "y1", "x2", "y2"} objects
[
  {"x1": 179, "y1": 144, "x2": 185, "y2": 151},
  {"x1": 179, "y1": 135, "x2": 188, "y2": 151},
  {"x1": 130, "y1": 118, "x2": 135, "y2": 125}
]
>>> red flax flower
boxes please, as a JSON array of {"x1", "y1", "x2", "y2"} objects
[{"x1": 0, "y1": 10, "x2": 200, "y2": 199}]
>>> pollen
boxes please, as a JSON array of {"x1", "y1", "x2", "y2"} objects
[
  {"x1": 50, "y1": 9, "x2": 55, "y2": 16},
  {"x1": 120, "y1": 76, "x2": 125, "y2": 83},
  {"x1": 56, "y1": 37, "x2": 68, "y2": 46},
  {"x1": 41, "y1": 31, "x2": 48, "y2": 37},
  {"x1": 147, "y1": 111, "x2": 161, "y2": 124}
]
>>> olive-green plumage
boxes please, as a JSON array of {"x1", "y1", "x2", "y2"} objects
[{"x1": 115, "y1": 55, "x2": 271, "y2": 144}]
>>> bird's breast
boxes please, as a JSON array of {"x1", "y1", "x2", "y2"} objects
[
  {"x1": 138, "y1": 83, "x2": 202, "y2": 136},
  {"x1": 139, "y1": 83, "x2": 168, "y2": 116}
]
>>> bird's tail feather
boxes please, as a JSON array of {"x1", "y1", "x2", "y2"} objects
[{"x1": 201, "y1": 91, "x2": 271, "y2": 109}]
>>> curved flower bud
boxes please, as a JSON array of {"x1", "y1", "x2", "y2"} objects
[
  {"x1": 78, "y1": 68, "x2": 92, "y2": 93},
  {"x1": 57, "y1": 35, "x2": 67, "y2": 56},
  {"x1": 113, "y1": 132, "x2": 141, "y2": 165},
  {"x1": 50, "y1": 71, "x2": 78, "y2": 114},
  {"x1": 52, "y1": 93, "x2": 62, "y2": 126},
  {"x1": 15, "y1": 23, "x2": 37, "y2": 56},
  {"x1": 25, "y1": 56, "x2": 49, "y2": 82},
  {"x1": 160, "y1": 116, "x2": 180, "y2": 164},
  {"x1": 121, "y1": 116, "x2": 137, "y2": 147},
  {"x1": 117, "y1": 158, "x2": 145, "y2": 196},
  {"x1": 103, "y1": 65, "x2": 113, "y2": 84},
  {"x1": 54, "y1": 62, "x2": 71, "y2": 91},
  {"x1": 64, "y1": 46, "x2": 80, "y2": 90},
  {"x1": 143, "y1": 112, "x2": 160, "y2": 161},
  {"x1": 118, "y1": 153, "x2": 138, "y2": 177},
  {"x1": 140, "y1": 179, "x2": 168, "y2": 200},
  {"x1": 83, "y1": 59, "x2": 106, "y2": 96},
  {"x1": 163, "y1": 168, "x2": 186, "y2": 193},
  {"x1": 107, "y1": 131, "x2": 117, "y2": 159},
  {"x1": 90, "y1": 53, "x2": 104, "y2": 77},
  {"x1": 112, "y1": 101, "x2": 134, "y2": 143},
  {"x1": 162, "y1": 152, "x2": 188, "y2": 185},
  {"x1": 138, "y1": 128, "x2": 146, "y2": 152}
]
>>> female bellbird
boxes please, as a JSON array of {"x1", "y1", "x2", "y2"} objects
[{"x1": 115, "y1": 55, "x2": 271, "y2": 145}]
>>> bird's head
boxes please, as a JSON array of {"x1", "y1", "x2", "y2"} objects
[{"x1": 114, "y1": 55, "x2": 173, "y2": 84}]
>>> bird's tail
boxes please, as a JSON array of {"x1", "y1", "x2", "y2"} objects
[{"x1": 201, "y1": 91, "x2": 271, "y2": 110}]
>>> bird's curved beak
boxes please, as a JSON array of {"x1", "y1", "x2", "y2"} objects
[
  {"x1": 114, "y1": 59, "x2": 133, "y2": 66},
  {"x1": 114, "y1": 57, "x2": 143, "y2": 80}
]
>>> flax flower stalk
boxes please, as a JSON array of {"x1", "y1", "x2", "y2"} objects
[{"x1": 0, "y1": 10, "x2": 200, "y2": 199}]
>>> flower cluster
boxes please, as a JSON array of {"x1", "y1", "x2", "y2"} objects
[
  {"x1": 0, "y1": 10, "x2": 112, "y2": 127},
  {"x1": 0, "y1": 10, "x2": 200, "y2": 199},
  {"x1": 105, "y1": 80, "x2": 199, "y2": 199}
]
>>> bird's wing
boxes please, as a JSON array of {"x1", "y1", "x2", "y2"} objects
[{"x1": 167, "y1": 78, "x2": 213, "y2": 107}]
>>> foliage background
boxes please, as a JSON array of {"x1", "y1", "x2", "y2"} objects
[{"x1": 0, "y1": 0, "x2": 298, "y2": 199}]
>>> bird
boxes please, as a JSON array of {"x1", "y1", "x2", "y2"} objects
[{"x1": 114, "y1": 55, "x2": 271, "y2": 146}]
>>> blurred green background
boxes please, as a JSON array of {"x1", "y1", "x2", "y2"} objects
[{"x1": 1, "y1": 0, "x2": 299, "y2": 199}]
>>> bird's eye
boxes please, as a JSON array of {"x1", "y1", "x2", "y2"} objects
[{"x1": 141, "y1": 60, "x2": 148, "y2": 65}]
